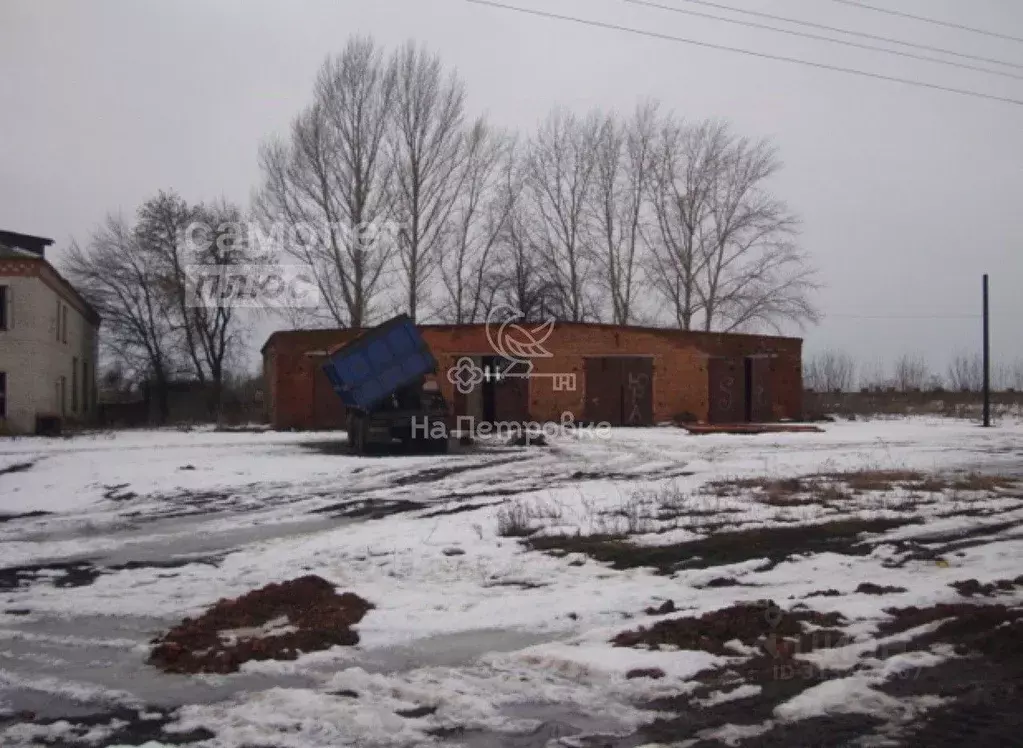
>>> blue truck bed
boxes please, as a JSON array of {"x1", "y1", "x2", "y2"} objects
[{"x1": 321, "y1": 315, "x2": 439, "y2": 413}]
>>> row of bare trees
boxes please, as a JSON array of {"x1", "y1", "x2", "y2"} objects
[
  {"x1": 66, "y1": 35, "x2": 819, "y2": 422},
  {"x1": 804, "y1": 350, "x2": 1023, "y2": 393},
  {"x1": 65, "y1": 192, "x2": 254, "y2": 421},
  {"x1": 257, "y1": 36, "x2": 819, "y2": 330}
]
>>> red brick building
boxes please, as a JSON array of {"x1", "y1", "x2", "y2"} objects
[{"x1": 261, "y1": 323, "x2": 803, "y2": 430}]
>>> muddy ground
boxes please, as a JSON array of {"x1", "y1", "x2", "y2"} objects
[{"x1": 3, "y1": 438, "x2": 1023, "y2": 747}]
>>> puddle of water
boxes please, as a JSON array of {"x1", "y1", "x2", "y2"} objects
[
  {"x1": 451, "y1": 703, "x2": 633, "y2": 748},
  {"x1": 92, "y1": 514, "x2": 353, "y2": 567},
  {"x1": 0, "y1": 614, "x2": 315, "y2": 718},
  {"x1": 13, "y1": 513, "x2": 354, "y2": 570},
  {"x1": 351, "y1": 628, "x2": 559, "y2": 674},
  {"x1": 0, "y1": 617, "x2": 563, "y2": 723}
]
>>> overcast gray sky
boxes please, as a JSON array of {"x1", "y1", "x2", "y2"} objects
[{"x1": 2, "y1": 0, "x2": 1020, "y2": 379}]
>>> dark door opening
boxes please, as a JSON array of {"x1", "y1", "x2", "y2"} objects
[
  {"x1": 481, "y1": 356, "x2": 530, "y2": 423},
  {"x1": 744, "y1": 357, "x2": 754, "y2": 422},
  {"x1": 708, "y1": 357, "x2": 745, "y2": 424},
  {"x1": 584, "y1": 357, "x2": 653, "y2": 426},
  {"x1": 748, "y1": 356, "x2": 773, "y2": 422}
]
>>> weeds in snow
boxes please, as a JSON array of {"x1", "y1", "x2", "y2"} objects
[{"x1": 496, "y1": 497, "x2": 565, "y2": 537}]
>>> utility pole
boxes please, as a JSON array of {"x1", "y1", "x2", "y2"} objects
[{"x1": 982, "y1": 274, "x2": 991, "y2": 427}]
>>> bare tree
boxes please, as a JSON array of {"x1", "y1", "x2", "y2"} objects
[
  {"x1": 893, "y1": 353, "x2": 929, "y2": 392},
  {"x1": 64, "y1": 215, "x2": 177, "y2": 422},
  {"x1": 590, "y1": 103, "x2": 657, "y2": 325},
  {"x1": 487, "y1": 196, "x2": 553, "y2": 323},
  {"x1": 646, "y1": 118, "x2": 818, "y2": 332},
  {"x1": 1009, "y1": 359, "x2": 1023, "y2": 392},
  {"x1": 645, "y1": 116, "x2": 716, "y2": 329},
  {"x1": 134, "y1": 192, "x2": 254, "y2": 418},
  {"x1": 803, "y1": 349, "x2": 856, "y2": 393},
  {"x1": 388, "y1": 41, "x2": 468, "y2": 321},
  {"x1": 439, "y1": 121, "x2": 517, "y2": 323},
  {"x1": 859, "y1": 358, "x2": 890, "y2": 392},
  {"x1": 700, "y1": 128, "x2": 818, "y2": 332},
  {"x1": 948, "y1": 352, "x2": 984, "y2": 392},
  {"x1": 524, "y1": 108, "x2": 602, "y2": 321},
  {"x1": 135, "y1": 191, "x2": 205, "y2": 383},
  {"x1": 255, "y1": 36, "x2": 396, "y2": 328},
  {"x1": 187, "y1": 200, "x2": 252, "y2": 417}
]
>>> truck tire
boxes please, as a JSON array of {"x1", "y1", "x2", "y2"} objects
[{"x1": 347, "y1": 414, "x2": 367, "y2": 455}]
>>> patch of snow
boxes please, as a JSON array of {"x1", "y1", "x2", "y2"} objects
[
  {"x1": 695, "y1": 683, "x2": 762, "y2": 707},
  {"x1": 511, "y1": 641, "x2": 723, "y2": 682},
  {"x1": 697, "y1": 720, "x2": 774, "y2": 745},
  {"x1": 774, "y1": 675, "x2": 915, "y2": 722},
  {"x1": 219, "y1": 615, "x2": 297, "y2": 645}
]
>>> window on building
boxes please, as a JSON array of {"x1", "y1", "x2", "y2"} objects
[
  {"x1": 56, "y1": 299, "x2": 61, "y2": 341},
  {"x1": 59, "y1": 376, "x2": 66, "y2": 417},
  {"x1": 0, "y1": 286, "x2": 8, "y2": 330},
  {"x1": 62, "y1": 305, "x2": 68, "y2": 344},
  {"x1": 72, "y1": 358, "x2": 79, "y2": 413},
  {"x1": 0, "y1": 372, "x2": 7, "y2": 419}
]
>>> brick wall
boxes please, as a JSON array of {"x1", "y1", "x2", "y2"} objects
[{"x1": 262, "y1": 323, "x2": 803, "y2": 430}]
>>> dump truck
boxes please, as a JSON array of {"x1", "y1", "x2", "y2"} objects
[{"x1": 321, "y1": 314, "x2": 450, "y2": 455}]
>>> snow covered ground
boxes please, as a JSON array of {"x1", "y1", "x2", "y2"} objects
[{"x1": 1, "y1": 418, "x2": 1022, "y2": 747}]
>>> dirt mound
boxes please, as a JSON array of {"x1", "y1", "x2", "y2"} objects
[
  {"x1": 526, "y1": 517, "x2": 911, "y2": 574},
  {"x1": 879, "y1": 602, "x2": 1023, "y2": 658},
  {"x1": 878, "y1": 605, "x2": 1023, "y2": 746},
  {"x1": 952, "y1": 577, "x2": 1023, "y2": 597},
  {"x1": 612, "y1": 600, "x2": 843, "y2": 655},
  {"x1": 856, "y1": 582, "x2": 907, "y2": 595},
  {"x1": 148, "y1": 575, "x2": 372, "y2": 674}
]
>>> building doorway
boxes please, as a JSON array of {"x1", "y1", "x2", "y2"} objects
[{"x1": 583, "y1": 357, "x2": 653, "y2": 426}]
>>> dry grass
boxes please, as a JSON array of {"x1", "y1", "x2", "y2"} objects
[
  {"x1": 838, "y1": 470, "x2": 925, "y2": 492},
  {"x1": 816, "y1": 483, "x2": 852, "y2": 503},
  {"x1": 704, "y1": 476, "x2": 799, "y2": 495},
  {"x1": 705, "y1": 475, "x2": 851, "y2": 506},
  {"x1": 701, "y1": 469, "x2": 1019, "y2": 511},
  {"x1": 496, "y1": 498, "x2": 565, "y2": 537},
  {"x1": 949, "y1": 473, "x2": 1018, "y2": 492},
  {"x1": 823, "y1": 471, "x2": 1018, "y2": 494},
  {"x1": 904, "y1": 476, "x2": 948, "y2": 493}
]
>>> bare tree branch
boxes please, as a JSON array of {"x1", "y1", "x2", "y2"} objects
[
  {"x1": 254, "y1": 36, "x2": 397, "y2": 328},
  {"x1": 388, "y1": 41, "x2": 468, "y2": 321},
  {"x1": 439, "y1": 120, "x2": 517, "y2": 323},
  {"x1": 524, "y1": 108, "x2": 601, "y2": 322}
]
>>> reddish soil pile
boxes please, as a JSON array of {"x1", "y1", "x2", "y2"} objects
[
  {"x1": 952, "y1": 576, "x2": 1023, "y2": 597},
  {"x1": 879, "y1": 602, "x2": 1023, "y2": 659},
  {"x1": 148, "y1": 575, "x2": 373, "y2": 674},
  {"x1": 612, "y1": 600, "x2": 843, "y2": 655},
  {"x1": 856, "y1": 582, "x2": 907, "y2": 595}
]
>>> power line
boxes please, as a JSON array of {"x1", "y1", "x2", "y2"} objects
[
  {"x1": 628, "y1": 0, "x2": 1023, "y2": 82},
  {"x1": 825, "y1": 314, "x2": 981, "y2": 320},
  {"x1": 465, "y1": 0, "x2": 1023, "y2": 107},
  {"x1": 672, "y1": 0, "x2": 1023, "y2": 72},
  {"x1": 831, "y1": 0, "x2": 1023, "y2": 46}
]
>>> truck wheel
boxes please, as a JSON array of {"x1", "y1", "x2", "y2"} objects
[{"x1": 347, "y1": 415, "x2": 365, "y2": 455}]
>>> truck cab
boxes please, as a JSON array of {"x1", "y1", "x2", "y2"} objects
[
  {"x1": 346, "y1": 378, "x2": 450, "y2": 454},
  {"x1": 321, "y1": 315, "x2": 451, "y2": 455}
]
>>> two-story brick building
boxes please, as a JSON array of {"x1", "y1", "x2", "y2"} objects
[{"x1": 0, "y1": 230, "x2": 101, "y2": 434}]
